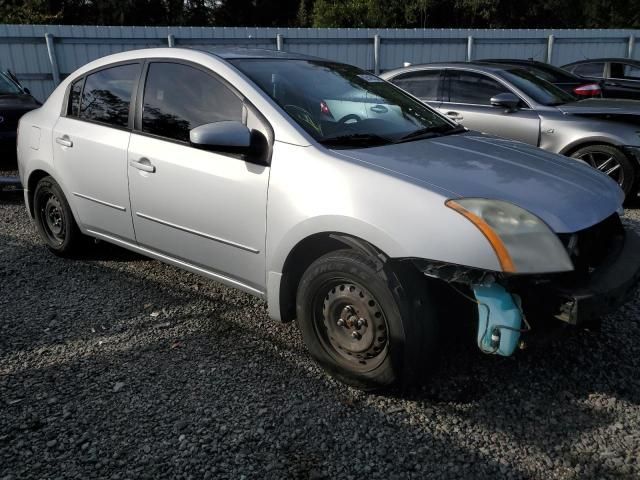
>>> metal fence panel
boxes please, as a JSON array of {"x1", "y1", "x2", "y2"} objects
[{"x1": 0, "y1": 25, "x2": 638, "y2": 101}]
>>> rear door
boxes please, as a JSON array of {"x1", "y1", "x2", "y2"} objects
[
  {"x1": 440, "y1": 69, "x2": 540, "y2": 146},
  {"x1": 52, "y1": 62, "x2": 141, "y2": 241},
  {"x1": 127, "y1": 61, "x2": 270, "y2": 293},
  {"x1": 388, "y1": 69, "x2": 443, "y2": 109}
]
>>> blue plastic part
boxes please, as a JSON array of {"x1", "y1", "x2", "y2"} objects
[{"x1": 472, "y1": 283, "x2": 522, "y2": 356}]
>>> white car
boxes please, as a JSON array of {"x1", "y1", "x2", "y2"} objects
[{"x1": 17, "y1": 48, "x2": 640, "y2": 391}]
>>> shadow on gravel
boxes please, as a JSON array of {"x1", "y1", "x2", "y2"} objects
[{"x1": 2, "y1": 215, "x2": 639, "y2": 478}]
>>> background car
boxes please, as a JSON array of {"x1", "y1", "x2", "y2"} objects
[
  {"x1": 0, "y1": 70, "x2": 40, "y2": 160},
  {"x1": 382, "y1": 62, "x2": 640, "y2": 198},
  {"x1": 480, "y1": 59, "x2": 603, "y2": 97},
  {"x1": 562, "y1": 58, "x2": 640, "y2": 100}
]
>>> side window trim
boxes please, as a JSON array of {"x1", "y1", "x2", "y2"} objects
[{"x1": 62, "y1": 60, "x2": 143, "y2": 131}]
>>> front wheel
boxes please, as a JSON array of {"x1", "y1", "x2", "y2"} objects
[
  {"x1": 296, "y1": 249, "x2": 438, "y2": 391},
  {"x1": 570, "y1": 145, "x2": 637, "y2": 199}
]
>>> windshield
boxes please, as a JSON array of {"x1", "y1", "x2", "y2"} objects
[
  {"x1": 0, "y1": 72, "x2": 22, "y2": 95},
  {"x1": 501, "y1": 68, "x2": 576, "y2": 106},
  {"x1": 230, "y1": 59, "x2": 458, "y2": 147}
]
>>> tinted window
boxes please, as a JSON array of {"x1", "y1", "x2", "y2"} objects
[
  {"x1": 67, "y1": 78, "x2": 83, "y2": 117},
  {"x1": 231, "y1": 59, "x2": 455, "y2": 147},
  {"x1": 624, "y1": 64, "x2": 640, "y2": 79},
  {"x1": 142, "y1": 62, "x2": 243, "y2": 143},
  {"x1": 391, "y1": 70, "x2": 441, "y2": 100},
  {"x1": 447, "y1": 71, "x2": 509, "y2": 105},
  {"x1": 0, "y1": 72, "x2": 22, "y2": 95},
  {"x1": 500, "y1": 69, "x2": 575, "y2": 106},
  {"x1": 79, "y1": 64, "x2": 139, "y2": 127},
  {"x1": 573, "y1": 62, "x2": 605, "y2": 78}
]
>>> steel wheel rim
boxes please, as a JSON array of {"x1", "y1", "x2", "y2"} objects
[
  {"x1": 577, "y1": 150, "x2": 624, "y2": 186},
  {"x1": 39, "y1": 192, "x2": 65, "y2": 245},
  {"x1": 313, "y1": 281, "x2": 389, "y2": 371}
]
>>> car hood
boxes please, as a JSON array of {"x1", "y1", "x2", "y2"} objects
[
  {"x1": 333, "y1": 132, "x2": 622, "y2": 233},
  {"x1": 556, "y1": 98, "x2": 640, "y2": 118}
]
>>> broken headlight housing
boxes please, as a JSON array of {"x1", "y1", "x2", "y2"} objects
[{"x1": 446, "y1": 198, "x2": 574, "y2": 274}]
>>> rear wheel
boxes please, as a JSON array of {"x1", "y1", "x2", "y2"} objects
[
  {"x1": 33, "y1": 176, "x2": 84, "y2": 256},
  {"x1": 296, "y1": 249, "x2": 438, "y2": 391},
  {"x1": 570, "y1": 145, "x2": 637, "y2": 199}
]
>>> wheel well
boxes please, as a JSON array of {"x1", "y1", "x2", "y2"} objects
[
  {"x1": 278, "y1": 233, "x2": 382, "y2": 322},
  {"x1": 562, "y1": 140, "x2": 617, "y2": 157},
  {"x1": 26, "y1": 169, "x2": 51, "y2": 217}
]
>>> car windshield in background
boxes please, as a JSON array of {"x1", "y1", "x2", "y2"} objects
[
  {"x1": 230, "y1": 59, "x2": 457, "y2": 147},
  {"x1": 501, "y1": 68, "x2": 576, "y2": 106},
  {"x1": 0, "y1": 72, "x2": 22, "y2": 95}
]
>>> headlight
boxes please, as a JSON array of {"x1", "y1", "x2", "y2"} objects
[{"x1": 446, "y1": 198, "x2": 573, "y2": 274}]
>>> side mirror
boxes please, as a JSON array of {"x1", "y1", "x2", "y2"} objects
[
  {"x1": 190, "y1": 121, "x2": 269, "y2": 165},
  {"x1": 190, "y1": 121, "x2": 251, "y2": 154},
  {"x1": 490, "y1": 92, "x2": 520, "y2": 112}
]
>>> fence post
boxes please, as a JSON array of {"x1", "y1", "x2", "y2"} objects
[
  {"x1": 466, "y1": 35, "x2": 474, "y2": 61},
  {"x1": 546, "y1": 34, "x2": 555, "y2": 63},
  {"x1": 276, "y1": 33, "x2": 284, "y2": 51},
  {"x1": 373, "y1": 34, "x2": 381, "y2": 74},
  {"x1": 168, "y1": 34, "x2": 176, "y2": 47},
  {"x1": 44, "y1": 33, "x2": 61, "y2": 86},
  {"x1": 629, "y1": 35, "x2": 636, "y2": 59}
]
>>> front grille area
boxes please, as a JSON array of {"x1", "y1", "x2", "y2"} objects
[{"x1": 558, "y1": 213, "x2": 624, "y2": 276}]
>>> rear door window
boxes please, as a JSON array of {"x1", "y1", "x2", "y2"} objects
[
  {"x1": 445, "y1": 70, "x2": 509, "y2": 105},
  {"x1": 390, "y1": 70, "x2": 441, "y2": 101},
  {"x1": 78, "y1": 63, "x2": 140, "y2": 128},
  {"x1": 572, "y1": 62, "x2": 605, "y2": 78},
  {"x1": 141, "y1": 62, "x2": 243, "y2": 143}
]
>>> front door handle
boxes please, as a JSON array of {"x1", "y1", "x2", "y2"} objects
[
  {"x1": 370, "y1": 104, "x2": 388, "y2": 114},
  {"x1": 129, "y1": 158, "x2": 156, "y2": 173},
  {"x1": 445, "y1": 111, "x2": 463, "y2": 121},
  {"x1": 55, "y1": 136, "x2": 73, "y2": 148}
]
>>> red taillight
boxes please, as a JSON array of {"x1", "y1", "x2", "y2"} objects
[
  {"x1": 573, "y1": 83, "x2": 601, "y2": 97},
  {"x1": 320, "y1": 100, "x2": 333, "y2": 118}
]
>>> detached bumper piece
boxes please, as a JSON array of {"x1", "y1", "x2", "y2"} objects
[{"x1": 514, "y1": 217, "x2": 640, "y2": 327}]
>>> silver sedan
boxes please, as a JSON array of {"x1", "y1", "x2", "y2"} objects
[
  {"x1": 17, "y1": 48, "x2": 640, "y2": 391},
  {"x1": 381, "y1": 62, "x2": 640, "y2": 199}
]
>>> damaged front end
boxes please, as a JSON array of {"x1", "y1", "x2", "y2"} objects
[{"x1": 409, "y1": 214, "x2": 640, "y2": 357}]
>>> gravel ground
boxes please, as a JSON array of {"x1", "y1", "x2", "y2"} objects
[{"x1": 2, "y1": 162, "x2": 640, "y2": 479}]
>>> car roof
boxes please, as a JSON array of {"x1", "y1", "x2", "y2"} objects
[
  {"x1": 204, "y1": 47, "x2": 320, "y2": 61},
  {"x1": 382, "y1": 61, "x2": 520, "y2": 77},
  {"x1": 563, "y1": 58, "x2": 640, "y2": 66}
]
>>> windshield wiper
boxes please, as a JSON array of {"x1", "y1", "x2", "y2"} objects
[
  {"x1": 395, "y1": 124, "x2": 467, "y2": 143},
  {"x1": 319, "y1": 133, "x2": 393, "y2": 147}
]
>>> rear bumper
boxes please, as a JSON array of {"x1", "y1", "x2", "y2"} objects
[{"x1": 519, "y1": 228, "x2": 640, "y2": 326}]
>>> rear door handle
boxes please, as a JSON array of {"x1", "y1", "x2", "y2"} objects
[
  {"x1": 129, "y1": 158, "x2": 156, "y2": 173},
  {"x1": 445, "y1": 111, "x2": 463, "y2": 121},
  {"x1": 55, "y1": 136, "x2": 73, "y2": 148}
]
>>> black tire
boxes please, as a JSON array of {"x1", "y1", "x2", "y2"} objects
[
  {"x1": 33, "y1": 176, "x2": 84, "y2": 256},
  {"x1": 296, "y1": 249, "x2": 438, "y2": 391},
  {"x1": 570, "y1": 144, "x2": 637, "y2": 199}
]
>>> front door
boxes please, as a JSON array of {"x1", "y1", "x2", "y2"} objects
[
  {"x1": 52, "y1": 63, "x2": 141, "y2": 241},
  {"x1": 127, "y1": 61, "x2": 270, "y2": 293},
  {"x1": 440, "y1": 69, "x2": 540, "y2": 146}
]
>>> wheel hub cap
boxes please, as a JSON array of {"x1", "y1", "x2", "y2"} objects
[{"x1": 321, "y1": 283, "x2": 388, "y2": 366}]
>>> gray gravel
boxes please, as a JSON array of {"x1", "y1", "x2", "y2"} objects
[{"x1": 2, "y1": 164, "x2": 640, "y2": 479}]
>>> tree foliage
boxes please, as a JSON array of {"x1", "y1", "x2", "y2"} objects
[{"x1": 0, "y1": 0, "x2": 638, "y2": 28}]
